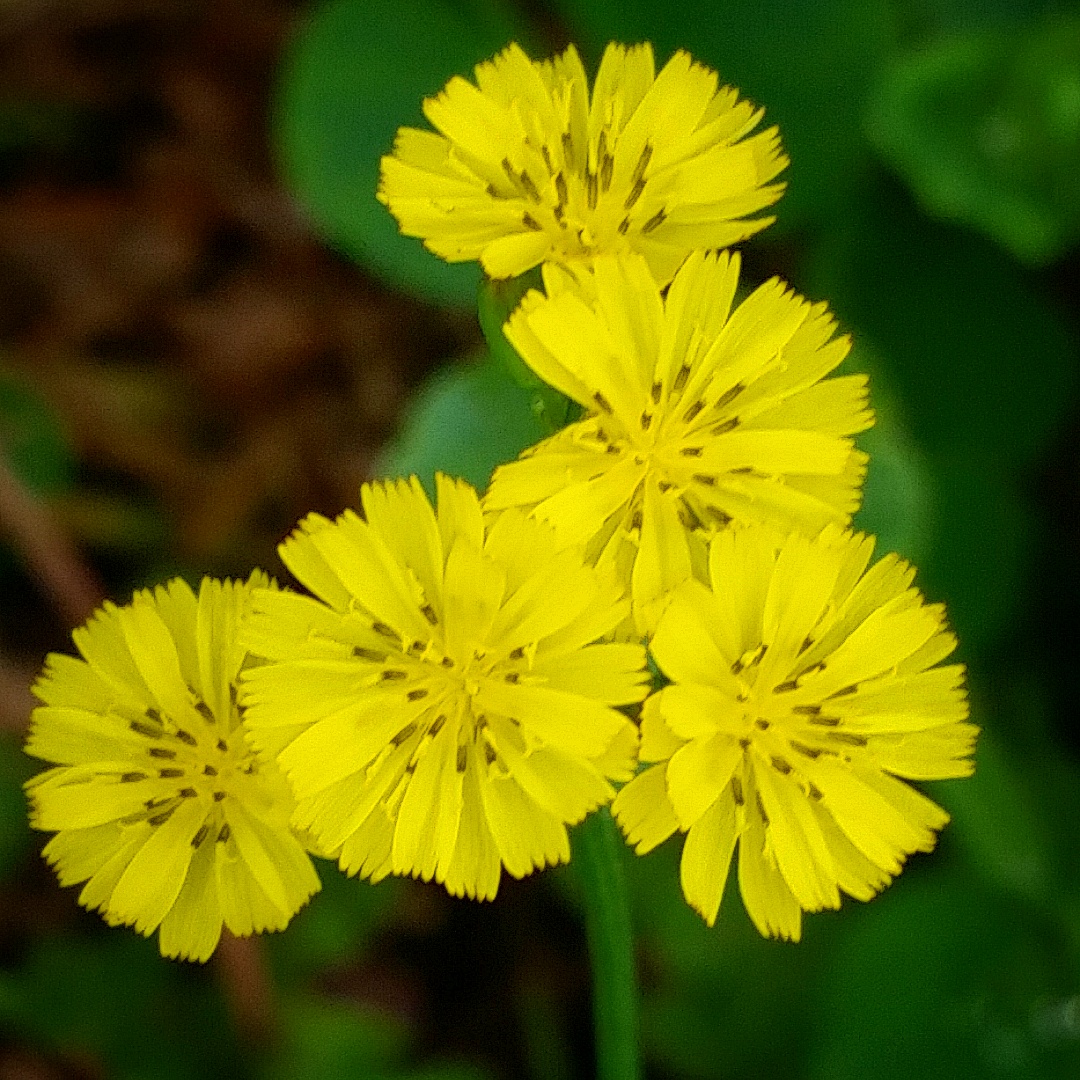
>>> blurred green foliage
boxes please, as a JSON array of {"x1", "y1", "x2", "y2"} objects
[{"x1": 2, "y1": 0, "x2": 1078, "y2": 1077}]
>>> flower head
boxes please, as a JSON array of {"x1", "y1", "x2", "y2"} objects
[
  {"x1": 612, "y1": 526, "x2": 975, "y2": 941},
  {"x1": 25, "y1": 574, "x2": 320, "y2": 962},
  {"x1": 240, "y1": 475, "x2": 648, "y2": 901},
  {"x1": 378, "y1": 41, "x2": 787, "y2": 284},
  {"x1": 485, "y1": 250, "x2": 872, "y2": 631}
]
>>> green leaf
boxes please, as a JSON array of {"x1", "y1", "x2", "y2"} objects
[
  {"x1": 0, "y1": 370, "x2": 73, "y2": 495},
  {"x1": 275, "y1": 0, "x2": 529, "y2": 306},
  {"x1": 376, "y1": 355, "x2": 548, "y2": 496},
  {"x1": 552, "y1": 0, "x2": 897, "y2": 228},
  {"x1": 870, "y1": 15, "x2": 1080, "y2": 265},
  {"x1": 804, "y1": 184, "x2": 1076, "y2": 467},
  {"x1": 0, "y1": 737, "x2": 34, "y2": 881},
  {"x1": 808, "y1": 868, "x2": 1079, "y2": 1080}
]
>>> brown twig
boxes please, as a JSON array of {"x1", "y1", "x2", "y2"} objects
[{"x1": 0, "y1": 452, "x2": 105, "y2": 629}]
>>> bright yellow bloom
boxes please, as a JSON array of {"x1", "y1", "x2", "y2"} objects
[
  {"x1": 378, "y1": 41, "x2": 787, "y2": 284},
  {"x1": 485, "y1": 250, "x2": 872, "y2": 632},
  {"x1": 25, "y1": 575, "x2": 320, "y2": 962},
  {"x1": 613, "y1": 526, "x2": 975, "y2": 941},
  {"x1": 240, "y1": 475, "x2": 647, "y2": 901}
]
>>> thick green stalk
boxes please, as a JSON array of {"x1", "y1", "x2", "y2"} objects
[{"x1": 573, "y1": 807, "x2": 641, "y2": 1080}]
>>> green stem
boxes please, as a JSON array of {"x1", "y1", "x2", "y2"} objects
[{"x1": 573, "y1": 807, "x2": 641, "y2": 1080}]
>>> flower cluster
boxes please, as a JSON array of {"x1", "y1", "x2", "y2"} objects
[{"x1": 25, "y1": 40, "x2": 974, "y2": 960}]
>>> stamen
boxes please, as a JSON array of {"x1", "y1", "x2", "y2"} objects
[
  {"x1": 790, "y1": 740, "x2": 822, "y2": 760},
  {"x1": 217, "y1": 823, "x2": 231, "y2": 843},
  {"x1": 195, "y1": 701, "x2": 215, "y2": 723},
  {"x1": 706, "y1": 506, "x2": 733, "y2": 526},
  {"x1": 505, "y1": 672, "x2": 520, "y2": 684},
  {"x1": 456, "y1": 746, "x2": 468, "y2": 773},
  {"x1": 673, "y1": 364, "x2": 691, "y2": 392},
  {"x1": 715, "y1": 382, "x2": 745, "y2": 409},
  {"x1": 683, "y1": 400, "x2": 705, "y2": 423},
  {"x1": 130, "y1": 720, "x2": 162, "y2": 739},
  {"x1": 770, "y1": 756, "x2": 792, "y2": 775},
  {"x1": 175, "y1": 729, "x2": 197, "y2": 746},
  {"x1": 629, "y1": 143, "x2": 652, "y2": 192},
  {"x1": 829, "y1": 684, "x2": 859, "y2": 697},
  {"x1": 148, "y1": 747, "x2": 176, "y2": 760},
  {"x1": 178, "y1": 787, "x2": 198, "y2": 798},
  {"x1": 192, "y1": 824, "x2": 210, "y2": 848},
  {"x1": 808, "y1": 715, "x2": 841, "y2": 727},
  {"x1": 630, "y1": 509, "x2": 643, "y2": 531},
  {"x1": 807, "y1": 781, "x2": 825, "y2": 801},
  {"x1": 392, "y1": 722, "x2": 417, "y2": 746},
  {"x1": 692, "y1": 473, "x2": 717, "y2": 487},
  {"x1": 774, "y1": 679, "x2": 799, "y2": 693},
  {"x1": 216, "y1": 738, "x2": 228, "y2": 752},
  {"x1": 522, "y1": 212, "x2": 542, "y2": 231},
  {"x1": 754, "y1": 718, "x2": 770, "y2": 730},
  {"x1": 640, "y1": 410, "x2": 653, "y2": 430},
  {"x1": 561, "y1": 131, "x2": 574, "y2": 169},
  {"x1": 520, "y1": 171, "x2": 541, "y2": 203},
  {"x1": 120, "y1": 771, "x2": 147, "y2": 782},
  {"x1": 617, "y1": 217, "x2": 629, "y2": 234},
  {"x1": 828, "y1": 731, "x2": 868, "y2": 747},
  {"x1": 731, "y1": 775, "x2": 745, "y2": 805},
  {"x1": 353, "y1": 646, "x2": 386, "y2": 662},
  {"x1": 420, "y1": 604, "x2": 439, "y2": 626},
  {"x1": 593, "y1": 390, "x2": 613, "y2": 414},
  {"x1": 158, "y1": 767, "x2": 184, "y2": 779},
  {"x1": 406, "y1": 688, "x2": 428, "y2": 701},
  {"x1": 146, "y1": 708, "x2": 164, "y2": 724},
  {"x1": 509, "y1": 646, "x2": 526, "y2": 660},
  {"x1": 642, "y1": 208, "x2": 666, "y2": 234},
  {"x1": 555, "y1": 172, "x2": 568, "y2": 209},
  {"x1": 680, "y1": 446, "x2": 703, "y2": 457},
  {"x1": 600, "y1": 152, "x2": 614, "y2": 192},
  {"x1": 202, "y1": 764, "x2": 218, "y2": 776},
  {"x1": 587, "y1": 170, "x2": 598, "y2": 210},
  {"x1": 755, "y1": 792, "x2": 769, "y2": 825},
  {"x1": 711, "y1": 417, "x2": 739, "y2": 435},
  {"x1": 651, "y1": 380, "x2": 662, "y2": 404},
  {"x1": 380, "y1": 669, "x2": 408, "y2": 682},
  {"x1": 372, "y1": 621, "x2": 399, "y2": 640},
  {"x1": 429, "y1": 714, "x2": 447, "y2": 737},
  {"x1": 793, "y1": 704, "x2": 821, "y2": 715},
  {"x1": 483, "y1": 742, "x2": 498, "y2": 766},
  {"x1": 213, "y1": 790, "x2": 227, "y2": 801},
  {"x1": 148, "y1": 808, "x2": 175, "y2": 827}
]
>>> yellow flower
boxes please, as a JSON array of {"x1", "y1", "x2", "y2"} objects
[
  {"x1": 485, "y1": 250, "x2": 872, "y2": 632},
  {"x1": 378, "y1": 41, "x2": 787, "y2": 284},
  {"x1": 612, "y1": 526, "x2": 975, "y2": 941},
  {"x1": 25, "y1": 574, "x2": 320, "y2": 962},
  {"x1": 240, "y1": 475, "x2": 647, "y2": 901}
]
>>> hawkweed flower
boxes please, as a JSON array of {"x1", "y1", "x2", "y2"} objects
[
  {"x1": 485, "y1": 251, "x2": 872, "y2": 632},
  {"x1": 24, "y1": 574, "x2": 320, "y2": 962},
  {"x1": 613, "y1": 526, "x2": 975, "y2": 941},
  {"x1": 378, "y1": 41, "x2": 787, "y2": 284},
  {"x1": 240, "y1": 475, "x2": 648, "y2": 901}
]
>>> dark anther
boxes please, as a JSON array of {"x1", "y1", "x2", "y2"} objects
[
  {"x1": 522, "y1": 212, "x2": 542, "y2": 231},
  {"x1": 793, "y1": 704, "x2": 821, "y2": 715},
  {"x1": 706, "y1": 506, "x2": 733, "y2": 526},
  {"x1": 642, "y1": 208, "x2": 666, "y2": 234},
  {"x1": 148, "y1": 808, "x2": 176, "y2": 827},
  {"x1": 673, "y1": 364, "x2": 691, "y2": 392},
  {"x1": 195, "y1": 701, "x2": 215, "y2": 723},
  {"x1": 216, "y1": 738, "x2": 228, "y2": 752},
  {"x1": 192, "y1": 824, "x2": 210, "y2": 848},
  {"x1": 730, "y1": 466, "x2": 754, "y2": 475},
  {"x1": 392, "y1": 722, "x2": 418, "y2": 747},
  {"x1": 711, "y1": 417, "x2": 739, "y2": 435},
  {"x1": 149, "y1": 747, "x2": 176, "y2": 760},
  {"x1": 202, "y1": 764, "x2": 218, "y2": 776},
  {"x1": 756, "y1": 792, "x2": 769, "y2": 825},
  {"x1": 158, "y1": 767, "x2": 184, "y2": 779},
  {"x1": 213, "y1": 790, "x2": 227, "y2": 802},
  {"x1": 380, "y1": 669, "x2": 408, "y2": 682},
  {"x1": 657, "y1": 480, "x2": 674, "y2": 493},
  {"x1": 484, "y1": 742, "x2": 498, "y2": 766},
  {"x1": 600, "y1": 153, "x2": 614, "y2": 192},
  {"x1": 406, "y1": 688, "x2": 429, "y2": 701},
  {"x1": 145, "y1": 708, "x2": 164, "y2": 724},
  {"x1": 505, "y1": 672, "x2": 520, "y2": 684},
  {"x1": 830, "y1": 684, "x2": 859, "y2": 697},
  {"x1": 754, "y1": 718, "x2": 770, "y2": 730},
  {"x1": 828, "y1": 731, "x2": 868, "y2": 747},
  {"x1": 456, "y1": 746, "x2": 468, "y2": 773},
  {"x1": 509, "y1": 646, "x2": 525, "y2": 660},
  {"x1": 807, "y1": 781, "x2": 824, "y2": 801},
  {"x1": 587, "y1": 170, "x2": 598, "y2": 209},
  {"x1": 774, "y1": 679, "x2": 799, "y2": 693},
  {"x1": 520, "y1": 171, "x2": 541, "y2": 202},
  {"x1": 353, "y1": 646, "x2": 386, "y2": 662},
  {"x1": 429, "y1": 714, "x2": 447, "y2": 737},
  {"x1": 229, "y1": 685, "x2": 239, "y2": 707},
  {"x1": 561, "y1": 131, "x2": 574, "y2": 168},
  {"x1": 738, "y1": 737, "x2": 751, "y2": 749},
  {"x1": 121, "y1": 771, "x2": 147, "y2": 783},
  {"x1": 715, "y1": 382, "x2": 745, "y2": 409},
  {"x1": 175, "y1": 729, "x2": 197, "y2": 746},
  {"x1": 651, "y1": 380, "x2": 663, "y2": 404},
  {"x1": 683, "y1": 400, "x2": 705, "y2": 424},
  {"x1": 680, "y1": 445, "x2": 703, "y2": 457},
  {"x1": 771, "y1": 756, "x2": 792, "y2": 775},
  {"x1": 372, "y1": 621, "x2": 398, "y2": 639},
  {"x1": 593, "y1": 390, "x2": 613, "y2": 414},
  {"x1": 808, "y1": 715, "x2": 841, "y2": 727},
  {"x1": 440, "y1": 656, "x2": 455, "y2": 668},
  {"x1": 624, "y1": 176, "x2": 646, "y2": 210},
  {"x1": 555, "y1": 172, "x2": 568, "y2": 208},
  {"x1": 731, "y1": 775, "x2": 745, "y2": 805},
  {"x1": 640, "y1": 411, "x2": 653, "y2": 430},
  {"x1": 178, "y1": 787, "x2": 198, "y2": 798},
  {"x1": 630, "y1": 143, "x2": 652, "y2": 190},
  {"x1": 693, "y1": 473, "x2": 717, "y2": 487},
  {"x1": 630, "y1": 509, "x2": 643, "y2": 531},
  {"x1": 617, "y1": 217, "x2": 630, "y2": 234},
  {"x1": 420, "y1": 604, "x2": 439, "y2": 626},
  {"x1": 217, "y1": 824, "x2": 231, "y2": 843},
  {"x1": 799, "y1": 636, "x2": 814, "y2": 655},
  {"x1": 790, "y1": 740, "x2": 823, "y2": 760},
  {"x1": 130, "y1": 720, "x2": 162, "y2": 739}
]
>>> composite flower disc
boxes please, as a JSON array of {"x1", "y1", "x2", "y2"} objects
[
  {"x1": 240, "y1": 475, "x2": 648, "y2": 900},
  {"x1": 379, "y1": 41, "x2": 787, "y2": 283},
  {"x1": 486, "y1": 250, "x2": 873, "y2": 631},
  {"x1": 613, "y1": 526, "x2": 976, "y2": 940},
  {"x1": 25, "y1": 574, "x2": 320, "y2": 962}
]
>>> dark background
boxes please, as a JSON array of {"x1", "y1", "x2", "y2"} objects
[{"x1": 0, "y1": 1, "x2": 1077, "y2": 1077}]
